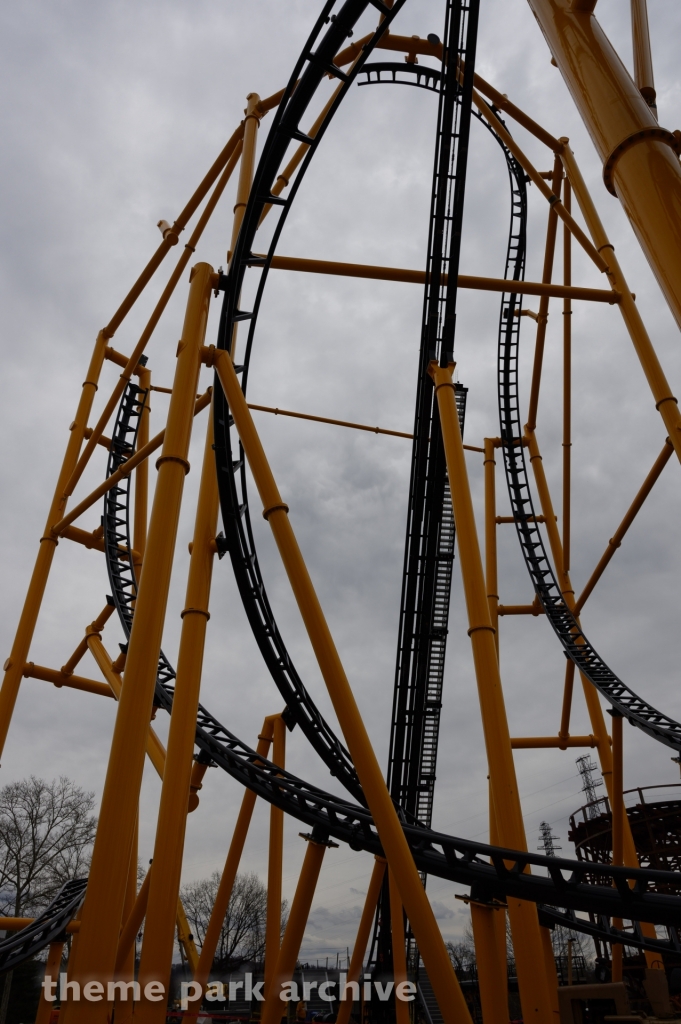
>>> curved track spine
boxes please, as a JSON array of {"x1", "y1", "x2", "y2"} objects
[
  {"x1": 95, "y1": 37, "x2": 681, "y2": 958},
  {"x1": 0, "y1": 880, "x2": 86, "y2": 975},
  {"x1": 212, "y1": 1, "x2": 421, "y2": 801},
  {"x1": 96, "y1": 248, "x2": 681, "y2": 964}
]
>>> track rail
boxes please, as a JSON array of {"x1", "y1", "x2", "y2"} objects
[
  {"x1": 0, "y1": 880, "x2": 87, "y2": 974},
  {"x1": 97, "y1": 384, "x2": 681, "y2": 947},
  {"x1": 96, "y1": 13, "x2": 681, "y2": 958},
  {"x1": 212, "y1": 0, "x2": 421, "y2": 803},
  {"x1": 386, "y1": 0, "x2": 477, "y2": 836}
]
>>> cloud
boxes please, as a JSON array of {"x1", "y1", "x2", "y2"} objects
[
  {"x1": 1, "y1": 0, "x2": 681, "y2": 958},
  {"x1": 431, "y1": 901, "x2": 455, "y2": 921}
]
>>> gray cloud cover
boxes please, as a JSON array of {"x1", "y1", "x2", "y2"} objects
[{"x1": 1, "y1": 0, "x2": 681, "y2": 957}]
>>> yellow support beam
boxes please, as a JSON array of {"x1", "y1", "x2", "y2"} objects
[{"x1": 213, "y1": 347, "x2": 473, "y2": 1024}]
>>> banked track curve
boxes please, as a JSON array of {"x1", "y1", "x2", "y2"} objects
[
  {"x1": 101, "y1": 390, "x2": 681, "y2": 954},
  {"x1": 1, "y1": 0, "x2": 679, "y2": 979},
  {"x1": 99, "y1": 35, "x2": 681, "y2": 953}
]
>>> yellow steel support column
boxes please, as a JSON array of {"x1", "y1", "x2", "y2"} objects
[
  {"x1": 119, "y1": 814, "x2": 139, "y2": 984},
  {"x1": 523, "y1": 427, "x2": 659, "y2": 958},
  {"x1": 134, "y1": 366, "x2": 151, "y2": 570},
  {"x1": 335, "y1": 858, "x2": 386, "y2": 1024},
  {"x1": 114, "y1": 866, "x2": 152, "y2": 978},
  {"x1": 609, "y1": 709, "x2": 624, "y2": 983},
  {"x1": 527, "y1": 0, "x2": 681, "y2": 327},
  {"x1": 575, "y1": 439, "x2": 674, "y2": 614},
  {"x1": 227, "y1": 93, "x2": 260, "y2": 361},
  {"x1": 64, "y1": 135, "x2": 242, "y2": 496},
  {"x1": 213, "y1": 349, "x2": 473, "y2": 1024},
  {"x1": 229, "y1": 93, "x2": 261, "y2": 262},
  {"x1": 34, "y1": 941, "x2": 64, "y2": 1024},
  {"x1": 484, "y1": 440, "x2": 499, "y2": 655},
  {"x1": 261, "y1": 833, "x2": 332, "y2": 1024},
  {"x1": 540, "y1": 926, "x2": 560, "y2": 1016},
  {"x1": 265, "y1": 715, "x2": 286, "y2": 1000},
  {"x1": 62, "y1": 263, "x2": 212, "y2": 1023},
  {"x1": 429, "y1": 360, "x2": 554, "y2": 1024},
  {"x1": 631, "y1": 0, "x2": 656, "y2": 113},
  {"x1": 136, "y1": 402, "x2": 220, "y2": 1020},
  {"x1": 562, "y1": 179, "x2": 572, "y2": 575},
  {"x1": 0, "y1": 328, "x2": 109, "y2": 755},
  {"x1": 526, "y1": 155, "x2": 563, "y2": 432},
  {"x1": 488, "y1": 786, "x2": 509, "y2": 997},
  {"x1": 185, "y1": 722, "x2": 275, "y2": 1018},
  {"x1": 559, "y1": 144, "x2": 681, "y2": 465},
  {"x1": 469, "y1": 901, "x2": 509, "y2": 1024},
  {"x1": 388, "y1": 869, "x2": 409, "y2": 1024}
]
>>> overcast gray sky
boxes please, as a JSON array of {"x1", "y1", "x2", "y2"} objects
[{"x1": 2, "y1": 0, "x2": 681, "y2": 958}]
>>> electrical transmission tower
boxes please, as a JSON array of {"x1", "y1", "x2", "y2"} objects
[
  {"x1": 537, "y1": 822, "x2": 561, "y2": 857},
  {"x1": 576, "y1": 755, "x2": 604, "y2": 819}
]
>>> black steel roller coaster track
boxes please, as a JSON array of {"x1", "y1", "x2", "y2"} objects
[
  {"x1": 211, "y1": 0, "x2": 418, "y2": 804},
  {"x1": 73, "y1": 5, "x2": 681, "y2": 968},
  {"x1": 95, "y1": 85, "x2": 681, "y2": 967},
  {"x1": 494, "y1": 166, "x2": 681, "y2": 749},
  {"x1": 0, "y1": 880, "x2": 87, "y2": 974},
  {"x1": 104, "y1": 424, "x2": 681, "y2": 941},
  {"x1": 384, "y1": 0, "x2": 476, "y2": 840},
  {"x1": 5, "y1": 1, "x2": 680, "y2": 978},
  {"x1": 361, "y1": 60, "x2": 681, "y2": 754}
]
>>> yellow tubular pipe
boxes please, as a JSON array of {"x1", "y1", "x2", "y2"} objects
[
  {"x1": 560, "y1": 143, "x2": 681, "y2": 465},
  {"x1": 52, "y1": 389, "x2": 212, "y2": 537},
  {"x1": 631, "y1": 0, "x2": 656, "y2": 110},
  {"x1": 60, "y1": 603, "x2": 116, "y2": 676},
  {"x1": 103, "y1": 123, "x2": 245, "y2": 342},
  {"x1": 229, "y1": 94, "x2": 261, "y2": 260},
  {"x1": 176, "y1": 899, "x2": 199, "y2": 974},
  {"x1": 265, "y1": 716, "x2": 286, "y2": 1001},
  {"x1": 488, "y1": 787, "x2": 510, "y2": 1008},
  {"x1": 363, "y1": 33, "x2": 563, "y2": 150},
  {"x1": 563, "y1": 178, "x2": 572, "y2": 574},
  {"x1": 261, "y1": 837, "x2": 329, "y2": 1024},
  {"x1": 523, "y1": 428, "x2": 659, "y2": 957},
  {"x1": 86, "y1": 634, "x2": 167, "y2": 777},
  {"x1": 430, "y1": 361, "x2": 554, "y2": 1024},
  {"x1": 66, "y1": 136, "x2": 242, "y2": 497},
  {"x1": 185, "y1": 724, "x2": 275, "y2": 1018},
  {"x1": 470, "y1": 903, "x2": 510, "y2": 1024},
  {"x1": 34, "y1": 941, "x2": 65, "y2": 1024},
  {"x1": 335, "y1": 858, "x2": 386, "y2": 1024},
  {"x1": 483, "y1": 440, "x2": 499, "y2": 654},
  {"x1": 115, "y1": 868, "x2": 152, "y2": 976},
  {"x1": 540, "y1": 925, "x2": 561, "y2": 1017},
  {"x1": 575, "y1": 439, "x2": 674, "y2": 614},
  {"x1": 559, "y1": 660, "x2": 576, "y2": 741},
  {"x1": 511, "y1": 735, "x2": 595, "y2": 748},
  {"x1": 0, "y1": 917, "x2": 77, "y2": 932},
  {"x1": 24, "y1": 663, "x2": 114, "y2": 699},
  {"x1": 526, "y1": 155, "x2": 563, "y2": 432},
  {"x1": 118, "y1": 815, "x2": 139, "y2": 989},
  {"x1": 471, "y1": 92, "x2": 608, "y2": 274},
  {"x1": 528, "y1": 0, "x2": 681, "y2": 327},
  {"x1": 0, "y1": 328, "x2": 109, "y2": 757},
  {"x1": 136, "y1": 406, "x2": 220, "y2": 1021},
  {"x1": 213, "y1": 349, "x2": 473, "y2": 1024},
  {"x1": 259, "y1": 253, "x2": 617, "y2": 302},
  {"x1": 388, "y1": 869, "x2": 409, "y2": 1024},
  {"x1": 134, "y1": 367, "x2": 151, "y2": 566},
  {"x1": 62, "y1": 264, "x2": 213, "y2": 1024},
  {"x1": 610, "y1": 710, "x2": 624, "y2": 982}
]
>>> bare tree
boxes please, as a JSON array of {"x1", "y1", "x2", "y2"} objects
[
  {"x1": 0, "y1": 776, "x2": 97, "y2": 1024},
  {"x1": 181, "y1": 872, "x2": 288, "y2": 970},
  {"x1": 446, "y1": 924, "x2": 476, "y2": 977}
]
